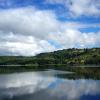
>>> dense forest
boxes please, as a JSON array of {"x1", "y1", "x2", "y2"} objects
[{"x1": 0, "y1": 48, "x2": 100, "y2": 66}]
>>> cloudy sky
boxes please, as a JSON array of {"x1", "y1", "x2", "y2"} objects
[{"x1": 0, "y1": 0, "x2": 100, "y2": 56}]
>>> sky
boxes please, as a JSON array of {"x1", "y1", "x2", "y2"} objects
[{"x1": 0, "y1": 0, "x2": 100, "y2": 56}]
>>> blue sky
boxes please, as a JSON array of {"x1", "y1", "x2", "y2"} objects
[{"x1": 0, "y1": 0, "x2": 100, "y2": 55}]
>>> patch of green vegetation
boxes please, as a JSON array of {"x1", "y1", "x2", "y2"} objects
[
  {"x1": 0, "y1": 48, "x2": 100, "y2": 66},
  {"x1": 36, "y1": 48, "x2": 100, "y2": 65}
]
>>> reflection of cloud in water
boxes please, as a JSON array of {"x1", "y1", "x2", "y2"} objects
[
  {"x1": 0, "y1": 72, "x2": 57, "y2": 99},
  {"x1": 48, "y1": 79, "x2": 100, "y2": 100},
  {"x1": 0, "y1": 72, "x2": 100, "y2": 100}
]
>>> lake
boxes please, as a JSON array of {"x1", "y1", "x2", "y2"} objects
[{"x1": 0, "y1": 69, "x2": 100, "y2": 100}]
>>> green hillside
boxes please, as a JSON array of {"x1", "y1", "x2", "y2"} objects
[
  {"x1": 0, "y1": 48, "x2": 100, "y2": 65},
  {"x1": 36, "y1": 48, "x2": 100, "y2": 65}
]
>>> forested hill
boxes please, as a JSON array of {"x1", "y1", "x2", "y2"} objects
[
  {"x1": 0, "y1": 48, "x2": 100, "y2": 65},
  {"x1": 36, "y1": 48, "x2": 100, "y2": 65}
]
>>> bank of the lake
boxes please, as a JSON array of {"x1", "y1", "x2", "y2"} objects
[
  {"x1": 0, "y1": 64, "x2": 100, "y2": 80},
  {"x1": 0, "y1": 48, "x2": 100, "y2": 79}
]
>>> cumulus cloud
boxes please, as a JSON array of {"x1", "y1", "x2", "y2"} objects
[
  {"x1": 0, "y1": 7, "x2": 59, "y2": 55},
  {"x1": 69, "y1": 0, "x2": 100, "y2": 17},
  {"x1": 0, "y1": 7, "x2": 60, "y2": 39},
  {"x1": 46, "y1": 0, "x2": 100, "y2": 17},
  {"x1": 0, "y1": 31, "x2": 56, "y2": 56},
  {"x1": 0, "y1": 6, "x2": 100, "y2": 55},
  {"x1": 49, "y1": 29, "x2": 100, "y2": 48}
]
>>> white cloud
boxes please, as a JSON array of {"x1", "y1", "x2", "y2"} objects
[
  {"x1": 0, "y1": 32, "x2": 56, "y2": 56},
  {"x1": 0, "y1": 7, "x2": 59, "y2": 55},
  {"x1": 69, "y1": 0, "x2": 100, "y2": 17},
  {"x1": 0, "y1": 7, "x2": 60, "y2": 39},
  {"x1": 0, "y1": 7, "x2": 100, "y2": 55},
  {"x1": 48, "y1": 29, "x2": 100, "y2": 48},
  {"x1": 46, "y1": 0, "x2": 100, "y2": 17}
]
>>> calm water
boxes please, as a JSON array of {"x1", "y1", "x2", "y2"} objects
[{"x1": 0, "y1": 69, "x2": 100, "y2": 100}]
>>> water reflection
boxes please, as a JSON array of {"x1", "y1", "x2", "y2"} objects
[{"x1": 0, "y1": 70, "x2": 100, "y2": 100}]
